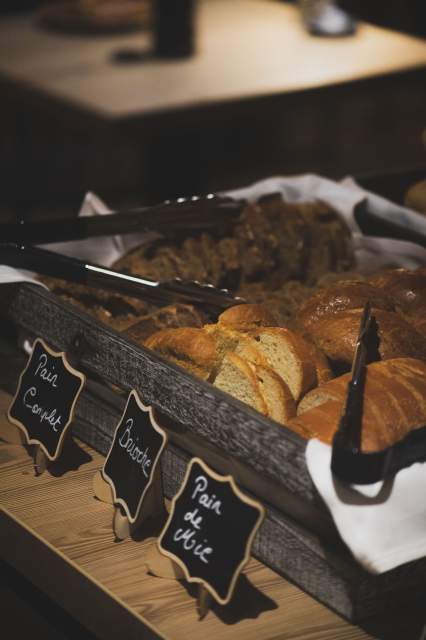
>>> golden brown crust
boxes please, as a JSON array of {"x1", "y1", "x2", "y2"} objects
[
  {"x1": 368, "y1": 268, "x2": 426, "y2": 317},
  {"x1": 301, "y1": 308, "x2": 426, "y2": 367},
  {"x1": 144, "y1": 328, "x2": 218, "y2": 380},
  {"x1": 297, "y1": 281, "x2": 394, "y2": 333},
  {"x1": 218, "y1": 304, "x2": 279, "y2": 331},
  {"x1": 291, "y1": 358, "x2": 426, "y2": 452}
]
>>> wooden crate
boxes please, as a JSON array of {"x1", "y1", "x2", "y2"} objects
[{"x1": 6, "y1": 282, "x2": 426, "y2": 621}]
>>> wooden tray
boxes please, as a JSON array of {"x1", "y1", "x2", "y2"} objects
[{"x1": 5, "y1": 283, "x2": 426, "y2": 621}]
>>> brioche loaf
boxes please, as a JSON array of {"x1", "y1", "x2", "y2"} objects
[
  {"x1": 291, "y1": 358, "x2": 426, "y2": 452},
  {"x1": 144, "y1": 327, "x2": 218, "y2": 380},
  {"x1": 217, "y1": 303, "x2": 279, "y2": 331}
]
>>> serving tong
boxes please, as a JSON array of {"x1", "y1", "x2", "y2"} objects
[
  {"x1": 1, "y1": 194, "x2": 244, "y2": 245},
  {"x1": 331, "y1": 302, "x2": 426, "y2": 484},
  {"x1": 0, "y1": 242, "x2": 243, "y2": 312}
]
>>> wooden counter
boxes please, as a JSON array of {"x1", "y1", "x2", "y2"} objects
[
  {"x1": 0, "y1": 388, "x2": 424, "y2": 640},
  {"x1": 1, "y1": 0, "x2": 425, "y2": 119}
]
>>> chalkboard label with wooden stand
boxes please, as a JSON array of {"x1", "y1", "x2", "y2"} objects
[
  {"x1": 8, "y1": 338, "x2": 85, "y2": 464},
  {"x1": 158, "y1": 457, "x2": 265, "y2": 613},
  {"x1": 102, "y1": 389, "x2": 167, "y2": 525}
]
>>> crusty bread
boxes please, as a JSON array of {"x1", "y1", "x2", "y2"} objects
[
  {"x1": 292, "y1": 358, "x2": 426, "y2": 452},
  {"x1": 248, "y1": 363, "x2": 296, "y2": 424},
  {"x1": 296, "y1": 272, "x2": 426, "y2": 367},
  {"x1": 301, "y1": 308, "x2": 426, "y2": 367},
  {"x1": 369, "y1": 267, "x2": 426, "y2": 318},
  {"x1": 218, "y1": 303, "x2": 279, "y2": 331},
  {"x1": 297, "y1": 280, "x2": 394, "y2": 333},
  {"x1": 144, "y1": 327, "x2": 218, "y2": 380},
  {"x1": 213, "y1": 352, "x2": 268, "y2": 415},
  {"x1": 248, "y1": 327, "x2": 317, "y2": 401},
  {"x1": 371, "y1": 267, "x2": 426, "y2": 339}
]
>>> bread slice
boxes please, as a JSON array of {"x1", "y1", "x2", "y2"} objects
[
  {"x1": 204, "y1": 323, "x2": 268, "y2": 367},
  {"x1": 144, "y1": 327, "x2": 218, "y2": 380},
  {"x1": 213, "y1": 352, "x2": 268, "y2": 415},
  {"x1": 248, "y1": 363, "x2": 296, "y2": 425},
  {"x1": 249, "y1": 327, "x2": 316, "y2": 402}
]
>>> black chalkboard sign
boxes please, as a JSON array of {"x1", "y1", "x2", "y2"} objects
[
  {"x1": 8, "y1": 338, "x2": 85, "y2": 460},
  {"x1": 158, "y1": 457, "x2": 265, "y2": 605},
  {"x1": 102, "y1": 390, "x2": 167, "y2": 523}
]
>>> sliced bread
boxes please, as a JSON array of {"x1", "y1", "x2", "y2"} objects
[{"x1": 249, "y1": 327, "x2": 317, "y2": 402}]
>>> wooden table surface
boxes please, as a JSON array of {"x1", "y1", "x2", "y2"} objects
[
  {"x1": 1, "y1": 386, "x2": 424, "y2": 640},
  {"x1": 0, "y1": 0, "x2": 425, "y2": 120}
]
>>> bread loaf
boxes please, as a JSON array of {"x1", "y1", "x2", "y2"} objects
[
  {"x1": 291, "y1": 358, "x2": 426, "y2": 452},
  {"x1": 368, "y1": 268, "x2": 426, "y2": 338},
  {"x1": 217, "y1": 303, "x2": 279, "y2": 331},
  {"x1": 296, "y1": 275, "x2": 426, "y2": 368},
  {"x1": 144, "y1": 328, "x2": 218, "y2": 380}
]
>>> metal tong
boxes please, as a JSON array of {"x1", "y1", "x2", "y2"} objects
[
  {"x1": 0, "y1": 194, "x2": 244, "y2": 245},
  {"x1": 331, "y1": 302, "x2": 426, "y2": 484},
  {"x1": 0, "y1": 242, "x2": 243, "y2": 311}
]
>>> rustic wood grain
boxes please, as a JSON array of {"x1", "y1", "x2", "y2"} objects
[
  {"x1": 0, "y1": 432, "x2": 374, "y2": 640},
  {"x1": 2, "y1": 385, "x2": 426, "y2": 634}
]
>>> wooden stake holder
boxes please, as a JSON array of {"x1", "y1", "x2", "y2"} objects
[
  {"x1": 93, "y1": 465, "x2": 167, "y2": 540},
  {"x1": 0, "y1": 407, "x2": 50, "y2": 476}
]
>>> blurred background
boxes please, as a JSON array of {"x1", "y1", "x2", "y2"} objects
[{"x1": 0, "y1": 0, "x2": 425, "y2": 221}]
